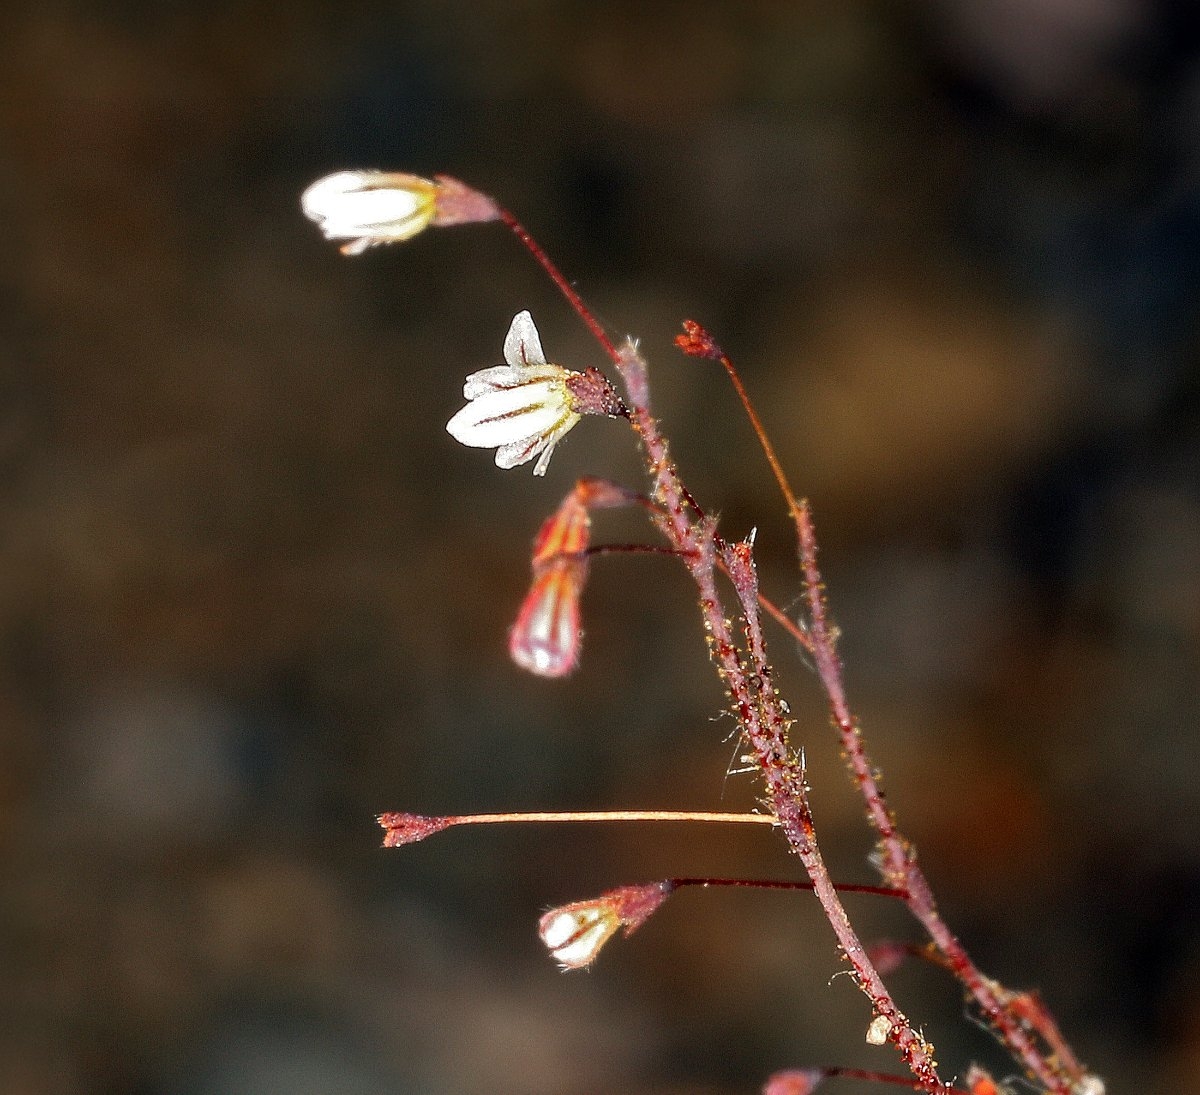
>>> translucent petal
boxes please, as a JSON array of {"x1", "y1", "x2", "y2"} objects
[
  {"x1": 503, "y1": 310, "x2": 546, "y2": 366},
  {"x1": 495, "y1": 435, "x2": 549, "y2": 470},
  {"x1": 531, "y1": 443, "x2": 556, "y2": 477}
]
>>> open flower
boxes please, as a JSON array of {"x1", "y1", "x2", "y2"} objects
[{"x1": 446, "y1": 311, "x2": 585, "y2": 476}]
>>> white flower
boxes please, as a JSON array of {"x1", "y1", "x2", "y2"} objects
[
  {"x1": 446, "y1": 311, "x2": 583, "y2": 476},
  {"x1": 301, "y1": 170, "x2": 438, "y2": 255}
]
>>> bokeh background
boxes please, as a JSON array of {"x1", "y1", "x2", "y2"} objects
[{"x1": 2, "y1": 2, "x2": 1199, "y2": 1093}]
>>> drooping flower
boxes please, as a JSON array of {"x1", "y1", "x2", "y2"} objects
[
  {"x1": 446, "y1": 311, "x2": 587, "y2": 476},
  {"x1": 301, "y1": 171, "x2": 500, "y2": 255},
  {"x1": 538, "y1": 883, "x2": 671, "y2": 970}
]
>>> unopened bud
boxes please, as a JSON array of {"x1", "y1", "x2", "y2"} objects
[
  {"x1": 762, "y1": 1069, "x2": 824, "y2": 1095},
  {"x1": 538, "y1": 882, "x2": 671, "y2": 969},
  {"x1": 512, "y1": 493, "x2": 591, "y2": 677},
  {"x1": 509, "y1": 558, "x2": 586, "y2": 678},
  {"x1": 301, "y1": 170, "x2": 499, "y2": 255}
]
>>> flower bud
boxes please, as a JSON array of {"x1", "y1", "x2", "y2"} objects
[
  {"x1": 538, "y1": 883, "x2": 671, "y2": 969},
  {"x1": 301, "y1": 171, "x2": 500, "y2": 256},
  {"x1": 510, "y1": 492, "x2": 591, "y2": 677},
  {"x1": 302, "y1": 171, "x2": 439, "y2": 254},
  {"x1": 762, "y1": 1070, "x2": 824, "y2": 1095},
  {"x1": 509, "y1": 558, "x2": 586, "y2": 678}
]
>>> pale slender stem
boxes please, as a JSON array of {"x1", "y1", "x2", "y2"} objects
[{"x1": 449, "y1": 810, "x2": 776, "y2": 827}]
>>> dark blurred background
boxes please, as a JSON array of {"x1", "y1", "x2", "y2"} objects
[{"x1": 2, "y1": 2, "x2": 1199, "y2": 1093}]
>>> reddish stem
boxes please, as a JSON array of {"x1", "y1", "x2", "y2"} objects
[
  {"x1": 823, "y1": 1068, "x2": 971, "y2": 1094},
  {"x1": 699, "y1": 327, "x2": 1080, "y2": 1092},
  {"x1": 669, "y1": 876, "x2": 907, "y2": 900},
  {"x1": 499, "y1": 209, "x2": 622, "y2": 365}
]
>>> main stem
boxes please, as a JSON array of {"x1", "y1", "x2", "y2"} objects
[
  {"x1": 619, "y1": 348, "x2": 946, "y2": 1092},
  {"x1": 504, "y1": 213, "x2": 947, "y2": 1090}
]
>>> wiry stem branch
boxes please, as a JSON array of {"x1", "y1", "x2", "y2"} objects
[
  {"x1": 608, "y1": 338, "x2": 947, "y2": 1092},
  {"x1": 795, "y1": 503, "x2": 1077, "y2": 1094}
]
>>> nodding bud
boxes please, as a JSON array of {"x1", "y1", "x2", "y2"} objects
[
  {"x1": 511, "y1": 493, "x2": 591, "y2": 677},
  {"x1": 538, "y1": 882, "x2": 671, "y2": 970},
  {"x1": 762, "y1": 1070, "x2": 824, "y2": 1095},
  {"x1": 509, "y1": 559, "x2": 586, "y2": 677},
  {"x1": 301, "y1": 171, "x2": 499, "y2": 255}
]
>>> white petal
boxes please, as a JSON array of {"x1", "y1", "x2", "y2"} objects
[
  {"x1": 446, "y1": 384, "x2": 566, "y2": 449},
  {"x1": 495, "y1": 435, "x2": 548, "y2": 470},
  {"x1": 503, "y1": 310, "x2": 546, "y2": 367},
  {"x1": 300, "y1": 171, "x2": 433, "y2": 243},
  {"x1": 462, "y1": 362, "x2": 564, "y2": 399},
  {"x1": 532, "y1": 444, "x2": 556, "y2": 477},
  {"x1": 531, "y1": 415, "x2": 579, "y2": 475}
]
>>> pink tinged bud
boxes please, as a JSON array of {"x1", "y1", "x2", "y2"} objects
[
  {"x1": 538, "y1": 883, "x2": 671, "y2": 969},
  {"x1": 511, "y1": 494, "x2": 592, "y2": 677},
  {"x1": 509, "y1": 558, "x2": 586, "y2": 678},
  {"x1": 762, "y1": 1070, "x2": 824, "y2": 1095},
  {"x1": 531, "y1": 495, "x2": 590, "y2": 566},
  {"x1": 377, "y1": 812, "x2": 451, "y2": 847}
]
